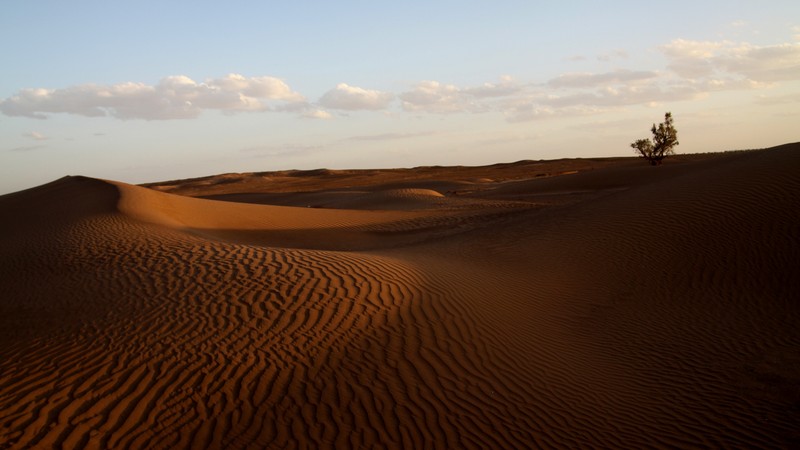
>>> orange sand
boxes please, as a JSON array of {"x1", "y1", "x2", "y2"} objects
[{"x1": 1, "y1": 144, "x2": 799, "y2": 448}]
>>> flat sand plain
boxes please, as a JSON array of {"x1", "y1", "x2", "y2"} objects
[{"x1": 1, "y1": 144, "x2": 799, "y2": 449}]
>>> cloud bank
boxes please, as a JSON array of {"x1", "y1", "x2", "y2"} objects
[
  {"x1": 2, "y1": 38, "x2": 797, "y2": 122},
  {"x1": 662, "y1": 39, "x2": 800, "y2": 82},
  {"x1": 399, "y1": 39, "x2": 800, "y2": 121},
  {"x1": 0, "y1": 74, "x2": 304, "y2": 120}
]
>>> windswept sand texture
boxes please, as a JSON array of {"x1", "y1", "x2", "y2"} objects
[{"x1": 1, "y1": 144, "x2": 799, "y2": 448}]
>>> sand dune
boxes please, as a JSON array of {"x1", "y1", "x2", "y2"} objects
[{"x1": 1, "y1": 144, "x2": 798, "y2": 448}]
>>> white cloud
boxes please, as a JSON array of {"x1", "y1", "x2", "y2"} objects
[
  {"x1": 505, "y1": 105, "x2": 608, "y2": 123},
  {"x1": 207, "y1": 74, "x2": 300, "y2": 100},
  {"x1": 318, "y1": 83, "x2": 393, "y2": 110},
  {"x1": 661, "y1": 39, "x2": 800, "y2": 82},
  {"x1": 301, "y1": 109, "x2": 333, "y2": 119},
  {"x1": 399, "y1": 71, "x2": 706, "y2": 121},
  {"x1": 24, "y1": 131, "x2": 48, "y2": 140},
  {"x1": 548, "y1": 70, "x2": 658, "y2": 88},
  {"x1": 0, "y1": 74, "x2": 304, "y2": 120},
  {"x1": 396, "y1": 69, "x2": 708, "y2": 119},
  {"x1": 662, "y1": 39, "x2": 727, "y2": 59},
  {"x1": 399, "y1": 80, "x2": 464, "y2": 113},
  {"x1": 715, "y1": 43, "x2": 800, "y2": 82},
  {"x1": 541, "y1": 82, "x2": 702, "y2": 109},
  {"x1": 463, "y1": 76, "x2": 522, "y2": 98}
]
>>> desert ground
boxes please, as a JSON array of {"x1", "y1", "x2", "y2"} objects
[{"x1": 1, "y1": 143, "x2": 798, "y2": 449}]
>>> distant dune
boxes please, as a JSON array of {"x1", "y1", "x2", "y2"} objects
[{"x1": 1, "y1": 144, "x2": 799, "y2": 449}]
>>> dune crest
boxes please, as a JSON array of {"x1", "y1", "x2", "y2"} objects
[
  {"x1": 1, "y1": 144, "x2": 799, "y2": 448},
  {"x1": 113, "y1": 180, "x2": 430, "y2": 231}
]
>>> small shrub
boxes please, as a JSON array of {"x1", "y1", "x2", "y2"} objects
[{"x1": 631, "y1": 112, "x2": 679, "y2": 165}]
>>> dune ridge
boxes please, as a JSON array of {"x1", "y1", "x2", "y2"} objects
[{"x1": 1, "y1": 144, "x2": 798, "y2": 448}]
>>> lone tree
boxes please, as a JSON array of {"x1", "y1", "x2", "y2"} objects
[{"x1": 631, "y1": 112, "x2": 679, "y2": 165}]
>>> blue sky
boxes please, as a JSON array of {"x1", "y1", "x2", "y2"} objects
[{"x1": 1, "y1": 1, "x2": 799, "y2": 194}]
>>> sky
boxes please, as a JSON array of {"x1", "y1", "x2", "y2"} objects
[{"x1": 1, "y1": 1, "x2": 799, "y2": 194}]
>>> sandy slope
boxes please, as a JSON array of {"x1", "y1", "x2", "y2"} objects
[{"x1": 1, "y1": 145, "x2": 798, "y2": 449}]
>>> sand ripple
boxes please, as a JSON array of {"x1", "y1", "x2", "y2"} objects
[{"x1": 1, "y1": 145, "x2": 799, "y2": 448}]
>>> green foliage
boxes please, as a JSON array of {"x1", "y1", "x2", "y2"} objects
[{"x1": 631, "y1": 112, "x2": 679, "y2": 165}]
